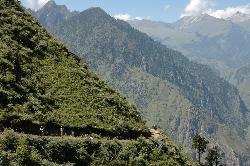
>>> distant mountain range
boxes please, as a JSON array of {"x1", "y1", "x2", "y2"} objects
[
  {"x1": 130, "y1": 14, "x2": 250, "y2": 71},
  {"x1": 129, "y1": 13, "x2": 250, "y2": 111},
  {"x1": 31, "y1": 1, "x2": 250, "y2": 165}
]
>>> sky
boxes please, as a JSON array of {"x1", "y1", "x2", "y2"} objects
[{"x1": 21, "y1": 0, "x2": 250, "y2": 23}]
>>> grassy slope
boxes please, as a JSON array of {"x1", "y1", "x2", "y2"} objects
[
  {"x1": 0, "y1": 0, "x2": 148, "y2": 136},
  {"x1": 0, "y1": 0, "x2": 196, "y2": 165}
]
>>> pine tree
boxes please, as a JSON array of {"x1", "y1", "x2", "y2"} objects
[
  {"x1": 192, "y1": 135, "x2": 209, "y2": 164},
  {"x1": 205, "y1": 146, "x2": 222, "y2": 166}
]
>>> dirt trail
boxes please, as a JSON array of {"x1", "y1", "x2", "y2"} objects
[{"x1": 150, "y1": 129, "x2": 161, "y2": 139}]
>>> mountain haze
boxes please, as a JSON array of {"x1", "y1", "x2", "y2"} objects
[
  {"x1": 32, "y1": 1, "x2": 250, "y2": 164},
  {"x1": 130, "y1": 15, "x2": 250, "y2": 72}
]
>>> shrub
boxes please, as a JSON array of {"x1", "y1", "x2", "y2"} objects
[
  {"x1": 15, "y1": 137, "x2": 41, "y2": 165},
  {"x1": 0, "y1": 152, "x2": 10, "y2": 166},
  {"x1": 1, "y1": 129, "x2": 17, "y2": 152}
]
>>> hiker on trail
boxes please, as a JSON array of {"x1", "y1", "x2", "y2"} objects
[
  {"x1": 60, "y1": 126, "x2": 64, "y2": 136},
  {"x1": 40, "y1": 126, "x2": 44, "y2": 136}
]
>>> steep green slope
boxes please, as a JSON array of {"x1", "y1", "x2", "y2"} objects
[
  {"x1": 0, "y1": 0, "x2": 148, "y2": 137},
  {"x1": 0, "y1": 0, "x2": 196, "y2": 165},
  {"x1": 32, "y1": 2, "x2": 250, "y2": 164}
]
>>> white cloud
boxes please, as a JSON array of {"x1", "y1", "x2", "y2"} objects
[
  {"x1": 181, "y1": 0, "x2": 214, "y2": 17},
  {"x1": 181, "y1": 0, "x2": 250, "y2": 19},
  {"x1": 164, "y1": 5, "x2": 171, "y2": 11},
  {"x1": 26, "y1": 0, "x2": 50, "y2": 11},
  {"x1": 114, "y1": 14, "x2": 132, "y2": 21},
  {"x1": 114, "y1": 14, "x2": 143, "y2": 21},
  {"x1": 206, "y1": 4, "x2": 250, "y2": 19}
]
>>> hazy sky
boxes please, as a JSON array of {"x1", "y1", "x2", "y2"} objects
[{"x1": 21, "y1": 0, "x2": 250, "y2": 22}]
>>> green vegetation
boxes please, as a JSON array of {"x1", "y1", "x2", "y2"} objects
[
  {"x1": 205, "y1": 146, "x2": 223, "y2": 166},
  {"x1": 0, "y1": 0, "x2": 196, "y2": 165},
  {"x1": 0, "y1": 129, "x2": 195, "y2": 166},
  {"x1": 31, "y1": 2, "x2": 250, "y2": 163},
  {"x1": 192, "y1": 135, "x2": 209, "y2": 164},
  {"x1": 191, "y1": 135, "x2": 224, "y2": 166},
  {"x1": 0, "y1": 0, "x2": 148, "y2": 137}
]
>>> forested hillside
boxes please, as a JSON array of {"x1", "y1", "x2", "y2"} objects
[
  {"x1": 32, "y1": 1, "x2": 250, "y2": 164},
  {"x1": 0, "y1": 0, "x2": 196, "y2": 165}
]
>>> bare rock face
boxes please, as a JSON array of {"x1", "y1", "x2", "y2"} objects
[{"x1": 227, "y1": 151, "x2": 240, "y2": 166}]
